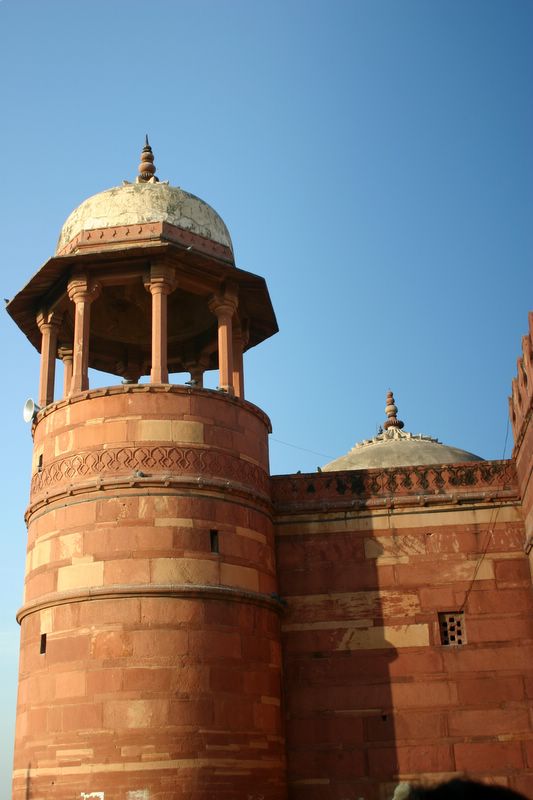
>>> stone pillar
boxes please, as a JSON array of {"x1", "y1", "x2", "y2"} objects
[
  {"x1": 67, "y1": 275, "x2": 101, "y2": 394},
  {"x1": 36, "y1": 311, "x2": 62, "y2": 407},
  {"x1": 58, "y1": 347, "x2": 73, "y2": 398},
  {"x1": 144, "y1": 266, "x2": 176, "y2": 384},
  {"x1": 232, "y1": 320, "x2": 248, "y2": 400},
  {"x1": 185, "y1": 353, "x2": 210, "y2": 389},
  {"x1": 209, "y1": 292, "x2": 238, "y2": 394}
]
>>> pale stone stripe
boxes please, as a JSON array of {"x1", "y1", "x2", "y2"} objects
[
  {"x1": 236, "y1": 526, "x2": 267, "y2": 544},
  {"x1": 275, "y1": 504, "x2": 522, "y2": 535},
  {"x1": 336, "y1": 623, "x2": 429, "y2": 650},
  {"x1": 13, "y1": 756, "x2": 284, "y2": 778},
  {"x1": 57, "y1": 560, "x2": 104, "y2": 591},
  {"x1": 260, "y1": 695, "x2": 281, "y2": 705},
  {"x1": 282, "y1": 619, "x2": 373, "y2": 632},
  {"x1": 286, "y1": 589, "x2": 420, "y2": 619},
  {"x1": 133, "y1": 420, "x2": 204, "y2": 443}
]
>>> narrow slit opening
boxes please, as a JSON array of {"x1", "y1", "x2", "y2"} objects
[
  {"x1": 40, "y1": 633, "x2": 47, "y2": 655},
  {"x1": 210, "y1": 529, "x2": 219, "y2": 554}
]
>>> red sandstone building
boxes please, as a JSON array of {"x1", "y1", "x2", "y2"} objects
[{"x1": 6, "y1": 141, "x2": 533, "y2": 800}]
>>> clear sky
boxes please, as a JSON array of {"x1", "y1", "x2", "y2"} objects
[{"x1": 0, "y1": 0, "x2": 532, "y2": 793}]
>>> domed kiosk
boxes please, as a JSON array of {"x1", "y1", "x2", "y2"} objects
[
  {"x1": 323, "y1": 390, "x2": 482, "y2": 471},
  {"x1": 8, "y1": 137, "x2": 277, "y2": 392}
]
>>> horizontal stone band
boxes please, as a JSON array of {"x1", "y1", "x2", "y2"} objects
[
  {"x1": 27, "y1": 473, "x2": 272, "y2": 522},
  {"x1": 17, "y1": 582, "x2": 285, "y2": 623}
]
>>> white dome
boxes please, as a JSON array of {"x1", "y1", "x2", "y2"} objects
[
  {"x1": 323, "y1": 427, "x2": 482, "y2": 471},
  {"x1": 56, "y1": 181, "x2": 233, "y2": 255}
]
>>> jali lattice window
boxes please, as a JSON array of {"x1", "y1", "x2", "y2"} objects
[{"x1": 439, "y1": 612, "x2": 466, "y2": 646}]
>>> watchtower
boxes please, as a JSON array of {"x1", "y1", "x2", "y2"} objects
[{"x1": 8, "y1": 140, "x2": 286, "y2": 800}]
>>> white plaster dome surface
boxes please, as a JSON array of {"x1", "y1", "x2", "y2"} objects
[
  {"x1": 323, "y1": 427, "x2": 482, "y2": 471},
  {"x1": 56, "y1": 181, "x2": 233, "y2": 254}
]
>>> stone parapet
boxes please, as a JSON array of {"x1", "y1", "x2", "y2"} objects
[
  {"x1": 271, "y1": 459, "x2": 517, "y2": 513},
  {"x1": 509, "y1": 312, "x2": 533, "y2": 554},
  {"x1": 510, "y1": 311, "x2": 533, "y2": 453}
]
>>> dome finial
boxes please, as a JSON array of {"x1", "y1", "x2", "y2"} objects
[
  {"x1": 383, "y1": 389, "x2": 404, "y2": 430},
  {"x1": 137, "y1": 135, "x2": 158, "y2": 183}
]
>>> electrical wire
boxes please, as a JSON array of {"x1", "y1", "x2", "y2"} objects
[
  {"x1": 459, "y1": 415, "x2": 512, "y2": 613},
  {"x1": 269, "y1": 436, "x2": 333, "y2": 460}
]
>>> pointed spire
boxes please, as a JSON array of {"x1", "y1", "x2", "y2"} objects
[
  {"x1": 137, "y1": 135, "x2": 158, "y2": 183},
  {"x1": 383, "y1": 389, "x2": 404, "y2": 430}
]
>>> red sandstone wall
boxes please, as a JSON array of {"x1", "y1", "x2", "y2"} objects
[
  {"x1": 510, "y1": 311, "x2": 533, "y2": 558},
  {"x1": 14, "y1": 386, "x2": 286, "y2": 800},
  {"x1": 273, "y1": 462, "x2": 533, "y2": 800}
]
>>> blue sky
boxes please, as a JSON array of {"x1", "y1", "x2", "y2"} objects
[{"x1": 0, "y1": 0, "x2": 532, "y2": 793}]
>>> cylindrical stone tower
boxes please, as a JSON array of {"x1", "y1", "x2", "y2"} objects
[{"x1": 8, "y1": 142, "x2": 285, "y2": 800}]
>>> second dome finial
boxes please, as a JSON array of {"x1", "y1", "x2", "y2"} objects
[
  {"x1": 137, "y1": 135, "x2": 158, "y2": 183},
  {"x1": 383, "y1": 389, "x2": 404, "y2": 430}
]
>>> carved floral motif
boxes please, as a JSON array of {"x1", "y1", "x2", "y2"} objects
[
  {"x1": 31, "y1": 445, "x2": 269, "y2": 498},
  {"x1": 271, "y1": 460, "x2": 517, "y2": 510}
]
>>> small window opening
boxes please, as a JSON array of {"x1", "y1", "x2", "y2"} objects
[
  {"x1": 40, "y1": 633, "x2": 47, "y2": 654},
  {"x1": 210, "y1": 529, "x2": 219, "y2": 554},
  {"x1": 439, "y1": 612, "x2": 466, "y2": 646},
  {"x1": 37, "y1": 454, "x2": 43, "y2": 473}
]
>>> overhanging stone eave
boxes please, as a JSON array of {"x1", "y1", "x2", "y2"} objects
[
  {"x1": 6, "y1": 240, "x2": 278, "y2": 356},
  {"x1": 6, "y1": 243, "x2": 169, "y2": 354}
]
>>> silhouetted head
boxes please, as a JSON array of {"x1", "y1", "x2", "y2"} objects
[{"x1": 407, "y1": 779, "x2": 527, "y2": 800}]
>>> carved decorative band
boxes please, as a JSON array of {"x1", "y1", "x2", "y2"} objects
[
  {"x1": 271, "y1": 460, "x2": 518, "y2": 511},
  {"x1": 17, "y1": 583, "x2": 284, "y2": 624},
  {"x1": 31, "y1": 444, "x2": 269, "y2": 500},
  {"x1": 57, "y1": 220, "x2": 234, "y2": 264}
]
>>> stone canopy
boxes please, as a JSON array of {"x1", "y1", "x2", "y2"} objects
[{"x1": 7, "y1": 178, "x2": 277, "y2": 381}]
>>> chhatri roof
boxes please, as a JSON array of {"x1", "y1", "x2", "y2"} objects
[
  {"x1": 56, "y1": 137, "x2": 233, "y2": 258},
  {"x1": 6, "y1": 139, "x2": 278, "y2": 377},
  {"x1": 323, "y1": 391, "x2": 482, "y2": 471}
]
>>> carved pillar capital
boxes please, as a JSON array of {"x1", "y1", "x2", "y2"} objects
[
  {"x1": 143, "y1": 265, "x2": 177, "y2": 295},
  {"x1": 36, "y1": 309, "x2": 63, "y2": 333},
  {"x1": 67, "y1": 274, "x2": 101, "y2": 305},
  {"x1": 57, "y1": 346, "x2": 73, "y2": 361},
  {"x1": 208, "y1": 292, "x2": 238, "y2": 320}
]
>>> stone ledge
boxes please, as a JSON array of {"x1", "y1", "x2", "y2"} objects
[
  {"x1": 26, "y1": 473, "x2": 272, "y2": 523},
  {"x1": 33, "y1": 383, "x2": 272, "y2": 433},
  {"x1": 16, "y1": 582, "x2": 285, "y2": 624}
]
